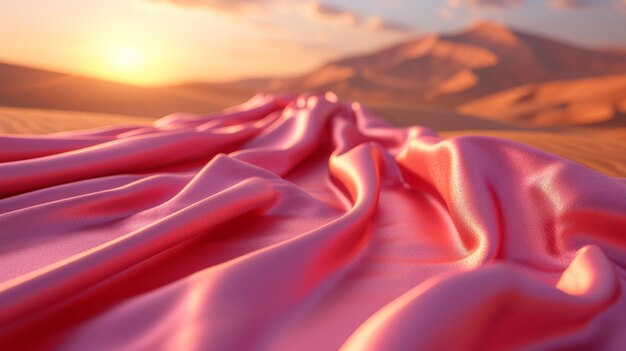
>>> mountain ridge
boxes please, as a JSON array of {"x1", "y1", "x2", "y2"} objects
[{"x1": 249, "y1": 20, "x2": 626, "y2": 105}]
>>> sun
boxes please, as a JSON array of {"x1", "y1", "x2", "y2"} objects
[
  {"x1": 111, "y1": 46, "x2": 140, "y2": 72},
  {"x1": 90, "y1": 40, "x2": 169, "y2": 85}
]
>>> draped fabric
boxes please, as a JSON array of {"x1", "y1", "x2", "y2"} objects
[{"x1": 0, "y1": 93, "x2": 625, "y2": 350}]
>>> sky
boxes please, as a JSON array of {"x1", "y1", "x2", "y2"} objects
[{"x1": 1, "y1": 0, "x2": 625, "y2": 86}]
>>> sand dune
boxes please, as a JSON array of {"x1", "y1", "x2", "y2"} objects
[{"x1": 459, "y1": 74, "x2": 626, "y2": 127}]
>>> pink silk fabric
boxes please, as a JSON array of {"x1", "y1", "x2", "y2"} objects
[{"x1": 0, "y1": 93, "x2": 625, "y2": 350}]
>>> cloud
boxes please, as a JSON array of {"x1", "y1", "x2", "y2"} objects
[
  {"x1": 550, "y1": 0, "x2": 623, "y2": 10},
  {"x1": 439, "y1": 0, "x2": 522, "y2": 22},
  {"x1": 304, "y1": 2, "x2": 414, "y2": 33},
  {"x1": 363, "y1": 16, "x2": 413, "y2": 32},
  {"x1": 146, "y1": 0, "x2": 274, "y2": 13},
  {"x1": 305, "y1": 2, "x2": 360, "y2": 25},
  {"x1": 445, "y1": 0, "x2": 624, "y2": 13},
  {"x1": 438, "y1": 6, "x2": 456, "y2": 20},
  {"x1": 447, "y1": 0, "x2": 523, "y2": 9},
  {"x1": 551, "y1": 0, "x2": 590, "y2": 8},
  {"x1": 146, "y1": 0, "x2": 415, "y2": 32}
]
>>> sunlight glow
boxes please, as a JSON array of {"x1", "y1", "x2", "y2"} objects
[
  {"x1": 92, "y1": 41, "x2": 167, "y2": 86},
  {"x1": 112, "y1": 46, "x2": 140, "y2": 72}
]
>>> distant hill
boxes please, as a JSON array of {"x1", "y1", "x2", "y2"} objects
[
  {"x1": 194, "y1": 21, "x2": 626, "y2": 107},
  {"x1": 0, "y1": 62, "x2": 248, "y2": 117}
]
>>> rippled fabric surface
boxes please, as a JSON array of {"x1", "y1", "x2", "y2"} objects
[{"x1": 1, "y1": 93, "x2": 625, "y2": 350}]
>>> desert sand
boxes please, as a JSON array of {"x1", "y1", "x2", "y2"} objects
[
  {"x1": 442, "y1": 128, "x2": 626, "y2": 178},
  {"x1": 0, "y1": 106, "x2": 151, "y2": 134}
]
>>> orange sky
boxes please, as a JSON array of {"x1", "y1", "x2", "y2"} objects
[{"x1": 1, "y1": 0, "x2": 624, "y2": 86}]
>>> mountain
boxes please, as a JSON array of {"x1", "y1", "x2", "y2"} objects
[
  {"x1": 459, "y1": 74, "x2": 626, "y2": 127},
  {"x1": 0, "y1": 62, "x2": 248, "y2": 117},
  {"x1": 239, "y1": 21, "x2": 626, "y2": 106}
]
